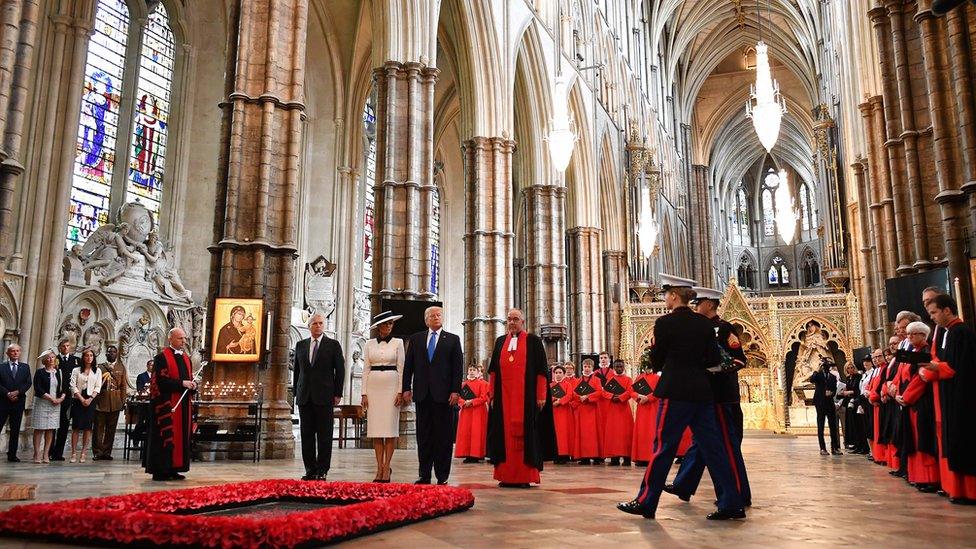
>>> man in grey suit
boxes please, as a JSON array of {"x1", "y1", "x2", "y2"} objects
[
  {"x1": 293, "y1": 313, "x2": 344, "y2": 480},
  {"x1": 402, "y1": 306, "x2": 463, "y2": 485},
  {"x1": 1, "y1": 344, "x2": 32, "y2": 462}
]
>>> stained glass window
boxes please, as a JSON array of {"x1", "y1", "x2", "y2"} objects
[
  {"x1": 126, "y1": 2, "x2": 175, "y2": 227},
  {"x1": 767, "y1": 265, "x2": 778, "y2": 285},
  {"x1": 807, "y1": 183, "x2": 818, "y2": 229},
  {"x1": 768, "y1": 255, "x2": 789, "y2": 287},
  {"x1": 362, "y1": 101, "x2": 377, "y2": 293},
  {"x1": 732, "y1": 184, "x2": 749, "y2": 245},
  {"x1": 761, "y1": 188, "x2": 774, "y2": 237},
  {"x1": 430, "y1": 187, "x2": 441, "y2": 296},
  {"x1": 66, "y1": 0, "x2": 130, "y2": 248}
]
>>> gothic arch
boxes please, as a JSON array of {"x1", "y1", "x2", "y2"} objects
[{"x1": 598, "y1": 133, "x2": 624, "y2": 251}]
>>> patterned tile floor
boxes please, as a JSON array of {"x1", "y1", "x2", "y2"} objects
[{"x1": 1, "y1": 434, "x2": 975, "y2": 548}]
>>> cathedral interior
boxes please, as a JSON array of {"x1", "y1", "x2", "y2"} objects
[{"x1": 0, "y1": 0, "x2": 974, "y2": 459}]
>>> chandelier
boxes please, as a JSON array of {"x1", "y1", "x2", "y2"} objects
[
  {"x1": 638, "y1": 187, "x2": 658, "y2": 257},
  {"x1": 746, "y1": 41, "x2": 786, "y2": 152},
  {"x1": 546, "y1": 74, "x2": 576, "y2": 172},
  {"x1": 773, "y1": 168, "x2": 798, "y2": 244}
]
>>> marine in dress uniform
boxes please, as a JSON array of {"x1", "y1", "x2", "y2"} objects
[
  {"x1": 617, "y1": 275, "x2": 745, "y2": 521},
  {"x1": 666, "y1": 287, "x2": 751, "y2": 506}
]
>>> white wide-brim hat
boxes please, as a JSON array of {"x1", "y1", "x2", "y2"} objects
[
  {"x1": 36, "y1": 348, "x2": 56, "y2": 360},
  {"x1": 370, "y1": 311, "x2": 403, "y2": 329}
]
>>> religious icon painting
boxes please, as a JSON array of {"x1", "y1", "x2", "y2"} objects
[{"x1": 211, "y1": 297, "x2": 264, "y2": 363}]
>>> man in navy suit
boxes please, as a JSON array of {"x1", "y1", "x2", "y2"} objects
[
  {"x1": 49, "y1": 338, "x2": 80, "y2": 461},
  {"x1": 293, "y1": 313, "x2": 344, "y2": 480},
  {"x1": 402, "y1": 306, "x2": 463, "y2": 485},
  {"x1": 136, "y1": 360, "x2": 153, "y2": 393},
  {"x1": 1, "y1": 344, "x2": 33, "y2": 462}
]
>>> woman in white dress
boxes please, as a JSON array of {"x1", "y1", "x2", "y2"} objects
[{"x1": 361, "y1": 311, "x2": 404, "y2": 482}]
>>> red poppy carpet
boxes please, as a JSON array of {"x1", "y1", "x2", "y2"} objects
[{"x1": 0, "y1": 479, "x2": 475, "y2": 548}]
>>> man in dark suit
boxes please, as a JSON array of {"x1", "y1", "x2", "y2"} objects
[
  {"x1": 402, "y1": 305, "x2": 463, "y2": 485},
  {"x1": 136, "y1": 360, "x2": 153, "y2": 393},
  {"x1": 617, "y1": 275, "x2": 746, "y2": 521},
  {"x1": 808, "y1": 359, "x2": 841, "y2": 455},
  {"x1": 293, "y1": 313, "x2": 344, "y2": 480},
  {"x1": 49, "y1": 338, "x2": 80, "y2": 461},
  {"x1": 1, "y1": 344, "x2": 33, "y2": 462}
]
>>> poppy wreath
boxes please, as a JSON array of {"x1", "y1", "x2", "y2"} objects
[{"x1": 0, "y1": 480, "x2": 475, "y2": 548}]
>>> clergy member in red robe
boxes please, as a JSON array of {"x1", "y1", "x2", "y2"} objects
[
  {"x1": 630, "y1": 364, "x2": 661, "y2": 466},
  {"x1": 573, "y1": 358, "x2": 603, "y2": 464},
  {"x1": 602, "y1": 359, "x2": 634, "y2": 466},
  {"x1": 550, "y1": 364, "x2": 576, "y2": 464},
  {"x1": 896, "y1": 322, "x2": 940, "y2": 491},
  {"x1": 923, "y1": 295, "x2": 976, "y2": 503},
  {"x1": 456, "y1": 365, "x2": 490, "y2": 463},
  {"x1": 592, "y1": 352, "x2": 613, "y2": 464},
  {"x1": 486, "y1": 309, "x2": 556, "y2": 487},
  {"x1": 144, "y1": 327, "x2": 196, "y2": 481}
]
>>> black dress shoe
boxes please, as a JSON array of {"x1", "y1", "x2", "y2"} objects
[
  {"x1": 616, "y1": 499, "x2": 654, "y2": 519},
  {"x1": 609, "y1": 458, "x2": 620, "y2": 466},
  {"x1": 462, "y1": 457, "x2": 479, "y2": 464},
  {"x1": 663, "y1": 483, "x2": 691, "y2": 502},
  {"x1": 820, "y1": 449, "x2": 829, "y2": 456},
  {"x1": 578, "y1": 459, "x2": 591, "y2": 465},
  {"x1": 707, "y1": 508, "x2": 746, "y2": 520},
  {"x1": 152, "y1": 474, "x2": 171, "y2": 481},
  {"x1": 105, "y1": 455, "x2": 114, "y2": 461},
  {"x1": 436, "y1": 479, "x2": 449, "y2": 486},
  {"x1": 50, "y1": 456, "x2": 65, "y2": 462},
  {"x1": 498, "y1": 482, "x2": 531, "y2": 488},
  {"x1": 593, "y1": 458, "x2": 605, "y2": 464},
  {"x1": 950, "y1": 497, "x2": 976, "y2": 505},
  {"x1": 301, "y1": 474, "x2": 316, "y2": 481},
  {"x1": 92, "y1": 456, "x2": 103, "y2": 461},
  {"x1": 938, "y1": 489, "x2": 949, "y2": 497},
  {"x1": 916, "y1": 484, "x2": 938, "y2": 493},
  {"x1": 414, "y1": 478, "x2": 432, "y2": 485},
  {"x1": 674, "y1": 457, "x2": 684, "y2": 464},
  {"x1": 170, "y1": 473, "x2": 186, "y2": 480},
  {"x1": 623, "y1": 458, "x2": 632, "y2": 466},
  {"x1": 831, "y1": 450, "x2": 843, "y2": 456},
  {"x1": 932, "y1": 0, "x2": 975, "y2": 16},
  {"x1": 7, "y1": 456, "x2": 20, "y2": 463},
  {"x1": 635, "y1": 460, "x2": 649, "y2": 467}
]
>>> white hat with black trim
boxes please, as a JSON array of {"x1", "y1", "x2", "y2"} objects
[
  {"x1": 691, "y1": 287, "x2": 723, "y2": 304},
  {"x1": 659, "y1": 273, "x2": 697, "y2": 291},
  {"x1": 370, "y1": 311, "x2": 403, "y2": 329}
]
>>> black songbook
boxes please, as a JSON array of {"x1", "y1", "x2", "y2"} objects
[
  {"x1": 459, "y1": 383, "x2": 476, "y2": 401},
  {"x1": 551, "y1": 383, "x2": 566, "y2": 399},
  {"x1": 604, "y1": 378, "x2": 626, "y2": 396},
  {"x1": 631, "y1": 377, "x2": 653, "y2": 396},
  {"x1": 574, "y1": 379, "x2": 596, "y2": 397},
  {"x1": 895, "y1": 349, "x2": 929, "y2": 365}
]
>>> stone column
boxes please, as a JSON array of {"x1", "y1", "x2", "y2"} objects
[
  {"x1": 943, "y1": 7, "x2": 976, "y2": 241},
  {"x1": 885, "y1": 0, "x2": 931, "y2": 270},
  {"x1": 0, "y1": 0, "x2": 39, "y2": 266},
  {"x1": 207, "y1": 0, "x2": 309, "y2": 459},
  {"x1": 915, "y1": 2, "x2": 974, "y2": 320},
  {"x1": 867, "y1": 96, "x2": 897, "y2": 280},
  {"x1": 462, "y1": 137, "x2": 515, "y2": 367},
  {"x1": 567, "y1": 226, "x2": 605, "y2": 359},
  {"x1": 869, "y1": 5, "x2": 915, "y2": 273},
  {"x1": 602, "y1": 250, "x2": 627, "y2": 358},
  {"x1": 690, "y1": 165, "x2": 714, "y2": 284},
  {"x1": 852, "y1": 158, "x2": 882, "y2": 346},
  {"x1": 371, "y1": 61, "x2": 438, "y2": 305},
  {"x1": 523, "y1": 182, "x2": 567, "y2": 361}
]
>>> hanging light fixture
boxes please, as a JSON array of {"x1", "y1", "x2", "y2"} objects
[
  {"x1": 638, "y1": 187, "x2": 658, "y2": 257},
  {"x1": 546, "y1": 73, "x2": 576, "y2": 172},
  {"x1": 774, "y1": 168, "x2": 798, "y2": 244},
  {"x1": 745, "y1": 2, "x2": 787, "y2": 152}
]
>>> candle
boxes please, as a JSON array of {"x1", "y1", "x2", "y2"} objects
[{"x1": 264, "y1": 310, "x2": 272, "y2": 353}]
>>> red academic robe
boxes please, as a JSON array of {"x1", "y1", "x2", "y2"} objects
[
  {"x1": 677, "y1": 428, "x2": 693, "y2": 457},
  {"x1": 601, "y1": 374, "x2": 634, "y2": 458},
  {"x1": 551, "y1": 379, "x2": 576, "y2": 458},
  {"x1": 924, "y1": 322, "x2": 976, "y2": 500},
  {"x1": 572, "y1": 375, "x2": 603, "y2": 459},
  {"x1": 455, "y1": 378, "x2": 490, "y2": 458},
  {"x1": 490, "y1": 333, "x2": 547, "y2": 484},
  {"x1": 630, "y1": 372, "x2": 661, "y2": 462},
  {"x1": 898, "y1": 345, "x2": 940, "y2": 485},
  {"x1": 144, "y1": 348, "x2": 192, "y2": 475},
  {"x1": 868, "y1": 364, "x2": 889, "y2": 464}
]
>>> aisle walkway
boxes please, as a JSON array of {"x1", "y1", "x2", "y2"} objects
[{"x1": 1, "y1": 435, "x2": 974, "y2": 547}]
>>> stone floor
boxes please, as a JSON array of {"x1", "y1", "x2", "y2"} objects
[{"x1": 1, "y1": 434, "x2": 975, "y2": 548}]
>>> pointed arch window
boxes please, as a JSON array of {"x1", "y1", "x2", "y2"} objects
[
  {"x1": 731, "y1": 183, "x2": 750, "y2": 246},
  {"x1": 768, "y1": 255, "x2": 790, "y2": 287},
  {"x1": 799, "y1": 182, "x2": 818, "y2": 233},
  {"x1": 737, "y1": 254, "x2": 757, "y2": 289},
  {"x1": 761, "y1": 169, "x2": 778, "y2": 238},
  {"x1": 66, "y1": 0, "x2": 178, "y2": 248},
  {"x1": 802, "y1": 249, "x2": 821, "y2": 287},
  {"x1": 361, "y1": 100, "x2": 377, "y2": 293}
]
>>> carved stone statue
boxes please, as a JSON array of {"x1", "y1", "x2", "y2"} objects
[
  {"x1": 794, "y1": 320, "x2": 831, "y2": 391},
  {"x1": 167, "y1": 306, "x2": 206, "y2": 352},
  {"x1": 81, "y1": 222, "x2": 141, "y2": 286},
  {"x1": 82, "y1": 324, "x2": 107, "y2": 356},
  {"x1": 140, "y1": 231, "x2": 191, "y2": 301}
]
